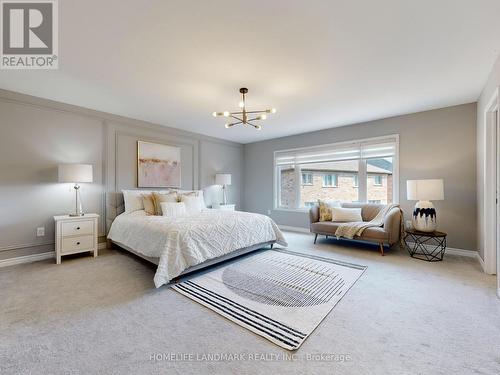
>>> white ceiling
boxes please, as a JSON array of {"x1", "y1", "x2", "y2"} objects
[{"x1": 1, "y1": 0, "x2": 499, "y2": 143}]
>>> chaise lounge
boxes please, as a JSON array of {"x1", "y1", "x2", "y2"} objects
[{"x1": 309, "y1": 203, "x2": 402, "y2": 255}]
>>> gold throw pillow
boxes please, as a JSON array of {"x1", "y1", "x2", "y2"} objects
[
  {"x1": 142, "y1": 193, "x2": 156, "y2": 215},
  {"x1": 318, "y1": 199, "x2": 340, "y2": 221}
]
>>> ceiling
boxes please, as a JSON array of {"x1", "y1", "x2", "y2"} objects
[{"x1": 1, "y1": 0, "x2": 499, "y2": 144}]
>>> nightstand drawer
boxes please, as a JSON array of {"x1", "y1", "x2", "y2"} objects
[
  {"x1": 61, "y1": 220, "x2": 94, "y2": 237},
  {"x1": 61, "y1": 235, "x2": 94, "y2": 254}
]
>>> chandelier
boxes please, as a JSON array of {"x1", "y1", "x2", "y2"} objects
[{"x1": 212, "y1": 88, "x2": 276, "y2": 130}]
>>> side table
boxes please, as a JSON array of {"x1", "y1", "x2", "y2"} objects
[{"x1": 404, "y1": 229, "x2": 447, "y2": 262}]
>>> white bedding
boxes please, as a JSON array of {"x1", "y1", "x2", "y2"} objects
[{"x1": 107, "y1": 209, "x2": 287, "y2": 287}]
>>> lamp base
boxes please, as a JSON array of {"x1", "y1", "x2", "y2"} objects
[{"x1": 411, "y1": 200, "x2": 437, "y2": 232}]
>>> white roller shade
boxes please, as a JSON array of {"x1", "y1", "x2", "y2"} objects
[{"x1": 275, "y1": 137, "x2": 397, "y2": 166}]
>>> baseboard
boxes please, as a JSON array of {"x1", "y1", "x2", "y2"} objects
[
  {"x1": 497, "y1": 288, "x2": 500, "y2": 299},
  {"x1": 445, "y1": 247, "x2": 478, "y2": 258},
  {"x1": 0, "y1": 251, "x2": 54, "y2": 268},
  {"x1": 476, "y1": 253, "x2": 486, "y2": 272},
  {"x1": 0, "y1": 242, "x2": 107, "y2": 268},
  {"x1": 278, "y1": 225, "x2": 310, "y2": 234}
]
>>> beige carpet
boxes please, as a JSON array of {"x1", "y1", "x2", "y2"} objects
[{"x1": 1, "y1": 231, "x2": 499, "y2": 374}]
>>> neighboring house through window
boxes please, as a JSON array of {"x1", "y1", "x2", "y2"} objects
[{"x1": 274, "y1": 135, "x2": 398, "y2": 210}]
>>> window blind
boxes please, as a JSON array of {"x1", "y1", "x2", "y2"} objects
[{"x1": 275, "y1": 137, "x2": 397, "y2": 166}]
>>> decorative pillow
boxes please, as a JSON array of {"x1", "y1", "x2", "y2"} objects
[
  {"x1": 160, "y1": 202, "x2": 186, "y2": 217},
  {"x1": 141, "y1": 194, "x2": 156, "y2": 215},
  {"x1": 318, "y1": 199, "x2": 342, "y2": 221},
  {"x1": 331, "y1": 207, "x2": 363, "y2": 222},
  {"x1": 178, "y1": 190, "x2": 206, "y2": 210},
  {"x1": 122, "y1": 190, "x2": 152, "y2": 213},
  {"x1": 152, "y1": 192, "x2": 178, "y2": 215},
  {"x1": 179, "y1": 194, "x2": 205, "y2": 214}
]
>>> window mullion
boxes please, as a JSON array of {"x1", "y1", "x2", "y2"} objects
[{"x1": 359, "y1": 159, "x2": 367, "y2": 202}]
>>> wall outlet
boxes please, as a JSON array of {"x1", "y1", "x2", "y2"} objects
[{"x1": 36, "y1": 227, "x2": 45, "y2": 237}]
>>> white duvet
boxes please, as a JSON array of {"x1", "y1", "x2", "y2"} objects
[{"x1": 107, "y1": 210, "x2": 287, "y2": 287}]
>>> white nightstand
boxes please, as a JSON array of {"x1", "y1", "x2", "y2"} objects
[
  {"x1": 54, "y1": 214, "x2": 99, "y2": 264},
  {"x1": 213, "y1": 204, "x2": 236, "y2": 211}
]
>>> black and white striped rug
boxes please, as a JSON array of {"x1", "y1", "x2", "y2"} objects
[{"x1": 172, "y1": 249, "x2": 366, "y2": 350}]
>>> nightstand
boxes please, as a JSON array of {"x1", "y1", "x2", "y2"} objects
[
  {"x1": 54, "y1": 214, "x2": 99, "y2": 264},
  {"x1": 213, "y1": 204, "x2": 236, "y2": 211}
]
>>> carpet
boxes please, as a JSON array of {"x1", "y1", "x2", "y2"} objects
[{"x1": 172, "y1": 249, "x2": 366, "y2": 350}]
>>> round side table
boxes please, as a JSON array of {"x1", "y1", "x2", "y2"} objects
[{"x1": 404, "y1": 229, "x2": 447, "y2": 262}]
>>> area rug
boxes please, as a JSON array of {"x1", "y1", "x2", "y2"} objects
[{"x1": 172, "y1": 249, "x2": 366, "y2": 350}]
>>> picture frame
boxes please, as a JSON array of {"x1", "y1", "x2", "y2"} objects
[{"x1": 137, "y1": 141, "x2": 181, "y2": 188}]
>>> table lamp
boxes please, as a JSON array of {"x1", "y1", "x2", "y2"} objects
[
  {"x1": 58, "y1": 164, "x2": 93, "y2": 216},
  {"x1": 215, "y1": 173, "x2": 232, "y2": 206},
  {"x1": 406, "y1": 179, "x2": 444, "y2": 232}
]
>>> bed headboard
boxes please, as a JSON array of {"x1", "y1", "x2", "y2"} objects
[{"x1": 106, "y1": 191, "x2": 125, "y2": 232}]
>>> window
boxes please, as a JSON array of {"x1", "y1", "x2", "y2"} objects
[
  {"x1": 301, "y1": 172, "x2": 313, "y2": 185},
  {"x1": 322, "y1": 174, "x2": 338, "y2": 187},
  {"x1": 274, "y1": 136, "x2": 398, "y2": 209}
]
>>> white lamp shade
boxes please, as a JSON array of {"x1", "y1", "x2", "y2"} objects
[
  {"x1": 58, "y1": 164, "x2": 93, "y2": 183},
  {"x1": 215, "y1": 173, "x2": 231, "y2": 186},
  {"x1": 407, "y1": 179, "x2": 444, "y2": 201}
]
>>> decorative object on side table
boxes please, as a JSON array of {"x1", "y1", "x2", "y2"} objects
[
  {"x1": 58, "y1": 164, "x2": 93, "y2": 216},
  {"x1": 54, "y1": 214, "x2": 99, "y2": 264},
  {"x1": 406, "y1": 179, "x2": 444, "y2": 232},
  {"x1": 404, "y1": 229, "x2": 447, "y2": 261},
  {"x1": 215, "y1": 173, "x2": 232, "y2": 207}
]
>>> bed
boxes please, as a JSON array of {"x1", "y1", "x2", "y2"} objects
[{"x1": 106, "y1": 191, "x2": 287, "y2": 287}]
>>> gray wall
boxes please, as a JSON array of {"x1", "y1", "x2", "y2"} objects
[
  {"x1": 243, "y1": 103, "x2": 477, "y2": 251},
  {"x1": 0, "y1": 90, "x2": 243, "y2": 261}
]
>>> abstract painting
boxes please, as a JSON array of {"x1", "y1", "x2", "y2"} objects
[{"x1": 137, "y1": 141, "x2": 181, "y2": 188}]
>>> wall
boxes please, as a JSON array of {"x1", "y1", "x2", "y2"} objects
[
  {"x1": 0, "y1": 90, "x2": 243, "y2": 261},
  {"x1": 476, "y1": 53, "x2": 500, "y2": 261},
  {"x1": 243, "y1": 103, "x2": 477, "y2": 251}
]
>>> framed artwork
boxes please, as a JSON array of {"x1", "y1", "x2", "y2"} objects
[{"x1": 137, "y1": 141, "x2": 181, "y2": 188}]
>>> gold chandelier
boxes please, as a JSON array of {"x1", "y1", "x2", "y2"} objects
[{"x1": 212, "y1": 88, "x2": 276, "y2": 130}]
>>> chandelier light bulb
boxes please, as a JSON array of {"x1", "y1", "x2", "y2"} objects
[
  {"x1": 223, "y1": 111, "x2": 230, "y2": 117},
  {"x1": 271, "y1": 108, "x2": 277, "y2": 114},
  {"x1": 212, "y1": 112, "x2": 218, "y2": 117},
  {"x1": 255, "y1": 125, "x2": 262, "y2": 130},
  {"x1": 224, "y1": 123, "x2": 231, "y2": 128},
  {"x1": 238, "y1": 101, "x2": 245, "y2": 108},
  {"x1": 260, "y1": 114, "x2": 267, "y2": 120}
]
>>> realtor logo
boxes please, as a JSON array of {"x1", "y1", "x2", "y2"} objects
[{"x1": 1, "y1": 0, "x2": 58, "y2": 69}]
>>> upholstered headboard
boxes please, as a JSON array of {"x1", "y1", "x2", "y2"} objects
[{"x1": 106, "y1": 191, "x2": 125, "y2": 232}]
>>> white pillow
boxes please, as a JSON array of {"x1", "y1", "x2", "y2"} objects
[
  {"x1": 160, "y1": 202, "x2": 186, "y2": 217},
  {"x1": 179, "y1": 194, "x2": 205, "y2": 214},
  {"x1": 122, "y1": 190, "x2": 151, "y2": 213},
  {"x1": 122, "y1": 189, "x2": 170, "y2": 213},
  {"x1": 331, "y1": 207, "x2": 363, "y2": 222}
]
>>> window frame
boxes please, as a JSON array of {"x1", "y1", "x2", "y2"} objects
[
  {"x1": 301, "y1": 172, "x2": 313, "y2": 186},
  {"x1": 372, "y1": 175, "x2": 383, "y2": 186},
  {"x1": 273, "y1": 134, "x2": 399, "y2": 211},
  {"x1": 322, "y1": 173, "x2": 338, "y2": 188}
]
